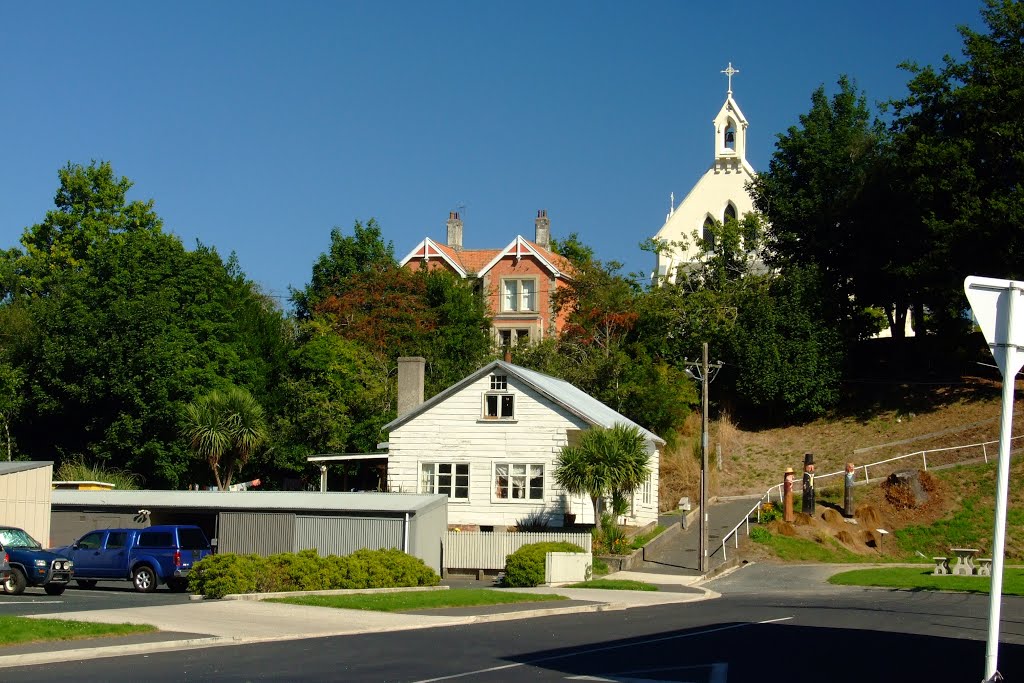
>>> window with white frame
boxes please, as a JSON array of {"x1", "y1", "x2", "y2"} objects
[
  {"x1": 501, "y1": 278, "x2": 537, "y2": 312},
  {"x1": 642, "y1": 473, "x2": 652, "y2": 505},
  {"x1": 494, "y1": 463, "x2": 544, "y2": 500},
  {"x1": 484, "y1": 393, "x2": 515, "y2": 419},
  {"x1": 420, "y1": 462, "x2": 469, "y2": 500},
  {"x1": 483, "y1": 375, "x2": 514, "y2": 419}
]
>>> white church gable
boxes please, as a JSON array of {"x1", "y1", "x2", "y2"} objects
[{"x1": 653, "y1": 63, "x2": 757, "y2": 281}]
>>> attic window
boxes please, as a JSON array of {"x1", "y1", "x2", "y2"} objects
[{"x1": 490, "y1": 375, "x2": 507, "y2": 391}]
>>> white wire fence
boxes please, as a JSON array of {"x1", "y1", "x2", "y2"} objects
[{"x1": 716, "y1": 434, "x2": 1024, "y2": 564}]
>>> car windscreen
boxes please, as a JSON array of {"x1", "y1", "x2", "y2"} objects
[
  {"x1": 176, "y1": 528, "x2": 210, "y2": 550},
  {"x1": 0, "y1": 528, "x2": 41, "y2": 549}
]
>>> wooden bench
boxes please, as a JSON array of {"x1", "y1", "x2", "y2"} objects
[{"x1": 933, "y1": 557, "x2": 949, "y2": 575}]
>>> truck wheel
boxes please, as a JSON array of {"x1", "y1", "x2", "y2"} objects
[
  {"x1": 132, "y1": 565, "x2": 157, "y2": 593},
  {"x1": 4, "y1": 568, "x2": 27, "y2": 595},
  {"x1": 44, "y1": 584, "x2": 66, "y2": 596},
  {"x1": 76, "y1": 579, "x2": 98, "y2": 589}
]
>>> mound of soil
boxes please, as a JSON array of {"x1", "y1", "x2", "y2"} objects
[{"x1": 745, "y1": 469, "x2": 956, "y2": 560}]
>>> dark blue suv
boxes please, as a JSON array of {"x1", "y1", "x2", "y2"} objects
[{"x1": 0, "y1": 526, "x2": 73, "y2": 596}]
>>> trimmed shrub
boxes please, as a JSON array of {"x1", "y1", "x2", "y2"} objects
[
  {"x1": 189, "y1": 553, "x2": 266, "y2": 599},
  {"x1": 503, "y1": 541, "x2": 586, "y2": 588},
  {"x1": 189, "y1": 548, "x2": 440, "y2": 598}
]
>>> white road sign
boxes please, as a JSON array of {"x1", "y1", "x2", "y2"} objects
[{"x1": 964, "y1": 276, "x2": 1024, "y2": 377}]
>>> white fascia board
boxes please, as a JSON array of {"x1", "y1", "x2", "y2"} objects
[
  {"x1": 478, "y1": 236, "x2": 562, "y2": 277},
  {"x1": 398, "y1": 238, "x2": 467, "y2": 277}
]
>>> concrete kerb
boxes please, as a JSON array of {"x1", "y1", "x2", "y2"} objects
[{"x1": 211, "y1": 584, "x2": 451, "y2": 601}]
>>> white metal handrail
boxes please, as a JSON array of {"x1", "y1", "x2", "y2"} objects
[{"x1": 717, "y1": 433, "x2": 1024, "y2": 563}]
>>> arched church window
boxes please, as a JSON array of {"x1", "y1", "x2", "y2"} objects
[
  {"x1": 702, "y1": 216, "x2": 716, "y2": 252},
  {"x1": 724, "y1": 203, "x2": 737, "y2": 224}
]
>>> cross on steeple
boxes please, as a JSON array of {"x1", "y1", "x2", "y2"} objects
[{"x1": 721, "y1": 62, "x2": 739, "y2": 96}]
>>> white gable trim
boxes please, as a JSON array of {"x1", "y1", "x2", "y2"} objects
[
  {"x1": 478, "y1": 236, "x2": 563, "y2": 278},
  {"x1": 398, "y1": 237, "x2": 468, "y2": 278},
  {"x1": 717, "y1": 94, "x2": 748, "y2": 126}
]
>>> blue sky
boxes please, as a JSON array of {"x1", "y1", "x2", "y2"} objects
[{"x1": 1, "y1": 1, "x2": 984, "y2": 305}]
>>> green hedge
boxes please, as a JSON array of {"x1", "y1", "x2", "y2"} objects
[
  {"x1": 189, "y1": 548, "x2": 440, "y2": 599},
  {"x1": 503, "y1": 541, "x2": 586, "y2": 588}
]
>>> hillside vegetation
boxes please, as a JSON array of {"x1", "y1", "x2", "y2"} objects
[{"x1": 660, "y1": 335, "x2": 1023, "y2": 507}]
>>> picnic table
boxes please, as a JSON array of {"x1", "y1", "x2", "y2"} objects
[{"x1": 950, "y1": 548, "x2": 980, "y2": 576}]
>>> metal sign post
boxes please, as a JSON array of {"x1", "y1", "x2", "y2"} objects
[{"x1": 964, "y1": 276, "x2": 1024, "y2": 683}]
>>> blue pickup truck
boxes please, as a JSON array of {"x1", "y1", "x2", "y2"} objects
[{"x1": 52, "y1": 525, "x2": 212, "y2": 593}]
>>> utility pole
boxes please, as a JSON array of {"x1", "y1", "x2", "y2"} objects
[{"x1": 686, "y1": 343, "x2": 723, "y2": 574}]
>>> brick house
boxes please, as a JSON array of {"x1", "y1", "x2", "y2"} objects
[{"x1": 399, "y1": 210, "x2": 574, "y2": 347}]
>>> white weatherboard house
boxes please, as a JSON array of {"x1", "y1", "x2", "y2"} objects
[
  {"x1": 383, "y1": 358, "x2": 663, "y2": 529},
  {"x1": 652, "y1": 63, "x2": 756, "y2": 281}
]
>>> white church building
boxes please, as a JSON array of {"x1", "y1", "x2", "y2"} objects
[{"x1": 652, "y1": 64, "x2": 756, "y2": 281}]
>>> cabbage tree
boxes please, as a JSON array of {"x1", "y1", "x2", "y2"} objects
[
  {"x1": 184, "y1": 386, "x2": 267, "y2": 490},
  {"x1": 554, "y1": 424, "x2": 650, "y2": 520}
]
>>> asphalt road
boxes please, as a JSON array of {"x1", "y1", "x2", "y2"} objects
[
  {"x1": 0, "y1": 582, "x2": 193, "y2": 616},
  {"x1": 7, "y1": 564, "x2": 1024, "y2": 682}
]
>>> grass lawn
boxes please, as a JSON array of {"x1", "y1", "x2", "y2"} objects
[
  {"x1": 564, "y1": 579, "x2": 658, "y2": 591},
  {"x1": 0, "y1": 616, "x2": 155, "y2": 647},
  {"x1": 268, "y1": 588, "x2": 568, "y2": 612},
  {"x1": 828, "y1": 567, "x2": 1024, "y2": 595},
  {"x1": 750, "y1": 528, "x2": 870, "y2": 563}
]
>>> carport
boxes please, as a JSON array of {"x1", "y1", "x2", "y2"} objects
[{"x1": 50, "y1": 490, "x2": 448, "y2": 573}]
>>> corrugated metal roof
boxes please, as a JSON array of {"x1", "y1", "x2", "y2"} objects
[
  {"x1": 0, "y1": 461, "x2": 52, "y2": 476},
  {"x1": 51, "y1": 489, "x2": 448, "y2": 514},
  {"x1": 383, "y1": 360, "x2": 665, "y2": 446}
]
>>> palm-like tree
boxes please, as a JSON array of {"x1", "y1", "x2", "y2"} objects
[
  {"x1": 554, "y1": 424, "x2": 651, "y2": 521},
  {"x1": 184, "y1": 386, "x2": 267, "y2": 490}
]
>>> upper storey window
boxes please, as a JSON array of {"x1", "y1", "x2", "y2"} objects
[{"x1": 502, "y1": 279, "x2": 537, "y2": 313}]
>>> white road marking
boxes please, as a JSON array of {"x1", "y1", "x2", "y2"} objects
[{"x1": 412, "y1": 617, "x2": 793, "y2": 683}]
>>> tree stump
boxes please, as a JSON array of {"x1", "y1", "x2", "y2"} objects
[{"x1": 884, "y1": 469, "x2": 929, "y2": 509}]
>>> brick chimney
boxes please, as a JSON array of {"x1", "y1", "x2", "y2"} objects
[
  {"x1": 534, "y1": 209, "x2": 550, "y2": 250},
  {"x1": 397, "y1": 357, "x2": 425, "y2": 418},
  {"x1": 446, "y1": 211, "x2": 463, "y2": 251}
]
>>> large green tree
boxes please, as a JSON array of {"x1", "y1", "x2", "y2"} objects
[
  {"x1": 749, "y1": 76, "x2": 894, "y2": 341},
  {"x1": 2, "y1": 162, "x2": 292, "y2": 487},
  {"x1": 517, "y1": 237, "x2": 694, "y2": 443},
  {"x1": 890, "y1": 0, "x2": 1024, "y2": 330},
  {"x1": 291, "y1": 219, "x2": 395, "y2": 320}
]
